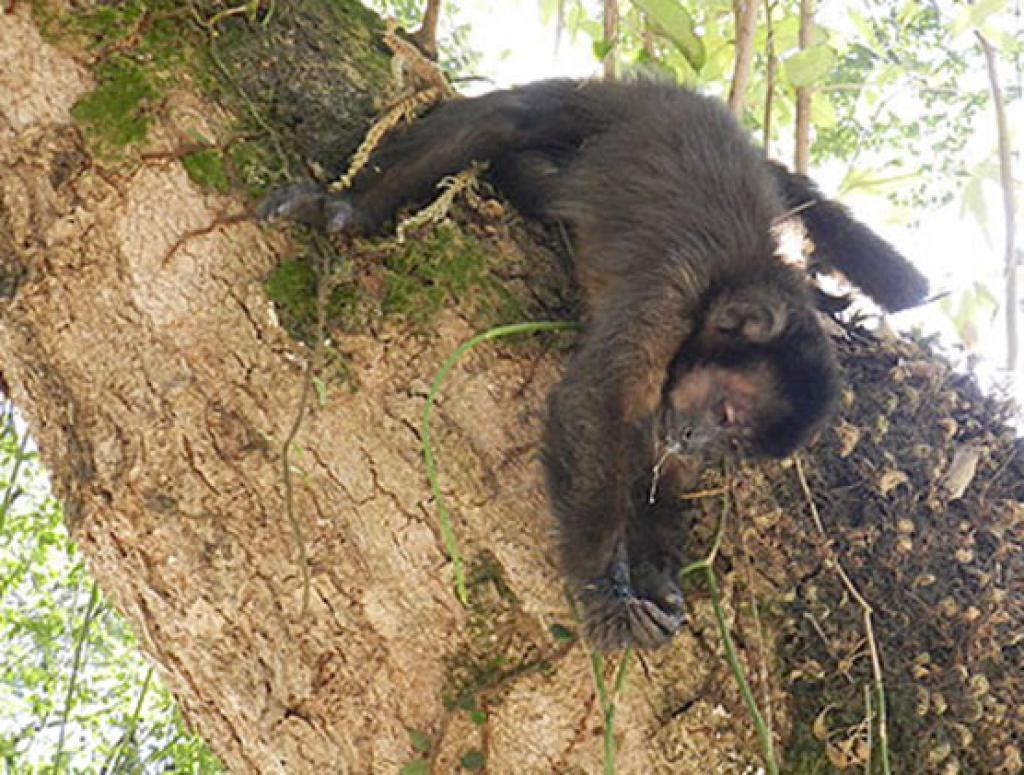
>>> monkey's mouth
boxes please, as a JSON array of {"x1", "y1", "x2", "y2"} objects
[
  {"x1": 658, "y1": 409, "x2": 747, "y2": 458},
  {"x1": 648, "y1": 423, "x2": 752, "y2": 505}
]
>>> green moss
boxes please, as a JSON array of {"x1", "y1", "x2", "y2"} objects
[
  {"x1": 71, "y1": 58, "x2": 155, "y2": 151},
  {"x1": 182, "y1": 149, "x2": 230, "y2": 193},
  {"x1": 188, "y1": 0, "x2": 392, "y2": 190},
  {"x1": 140, "y1": 13, "x2": 194, "y2": 69},
  {"x1": 65, "y1": 1, "x2": 192, "y2": 154},
  {"x1": 264, "y1": 260, "x2": 317, "y2": 325},
  {"x1": 263, "y1": 260, "x2": 359, "y2": 344},
  {"x1": 381, "y1": 224, "x2": 523, "y2": 329},
  {"x1": 228, "y1": 141, "x2": 282, "y2": 200},
  {"x1": 70, "y1": 2, "x2": 146, "y2": 42}
]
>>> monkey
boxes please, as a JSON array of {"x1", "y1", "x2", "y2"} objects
[{"x1": 258, "y1": 79, "x2": 928, "y2": 651}]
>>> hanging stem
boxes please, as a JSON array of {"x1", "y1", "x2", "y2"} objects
[{"x1": 421, "y1": 321, "x2": 580, "y2": 603}]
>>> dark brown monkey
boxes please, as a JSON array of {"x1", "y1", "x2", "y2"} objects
[{"x1": 259, "y1": 79, "x2": 928, "y2": 651}]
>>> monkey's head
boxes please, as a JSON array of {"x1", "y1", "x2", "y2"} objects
[{"x1": 661, "y1": 269, "x2": 840, "y2": 463}]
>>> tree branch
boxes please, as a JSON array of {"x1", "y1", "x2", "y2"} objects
[
  {"x1": 794, "y1": 0, "x2": 814, "y2": 172},
  {"x1": 728, "y1": 0, "x2": 760, "y2": 118},
  {"x1": 976, "y1": 32, "x2": 1019, "y2": 373},
  {"x1": 603, "y1": 0, "x2": 618, "y2": 80}
]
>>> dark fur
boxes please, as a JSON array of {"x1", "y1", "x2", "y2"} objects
[
  {"x1": 259, "y1": 79, "x2": 928, "y2": 651},
  {"x1": 766, "y1": 162, "x2": 929, "y2": 312}
]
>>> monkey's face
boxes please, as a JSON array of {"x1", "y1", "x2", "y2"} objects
[
  {"x1": 659, "y1": 274, "x2": 841, "y2": 465},
  {"x1": 660, "y1": 361, "x2": 788, "y2": 461}
]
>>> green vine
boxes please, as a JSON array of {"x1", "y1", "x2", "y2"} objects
[{"x1": 420, "y1": 321, "x2": 579, "y2": 604}]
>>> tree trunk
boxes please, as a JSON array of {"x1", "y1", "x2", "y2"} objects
[
  {"x1": 0, "y1": 3, "x2": 742, "y2": 771},
  {"x1": 1, "y1": 3, "x2": 1021, "y2": 774}
]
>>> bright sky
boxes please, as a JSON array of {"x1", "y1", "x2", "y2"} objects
[
  {"x1": 450, "y1": 0, "x2": 1022, "y2": 407},
  {"x1": 451, "y1": 0, "x2": 595, "y2": 87}
]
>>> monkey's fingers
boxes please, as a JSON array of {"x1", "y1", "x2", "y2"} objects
[
  {"x1": 626, "y1": 599, "x2": 683, "y2": 649},
  {"x1": 578, "y1": 577, "x2": 684, "y2": 652},
  {"x1": 631, "y1": 560, "x2": 686, "y2": 617},
  {"x1": 256, "y1": 184, "x2": 362, "y2": 233},
  {"x1": 578, "y1": 590, "x2": 633, "y2": 652}
]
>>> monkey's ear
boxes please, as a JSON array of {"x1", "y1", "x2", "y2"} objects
[{"x1": 705, "y1": 294, "x2": 788, "y2": 344}]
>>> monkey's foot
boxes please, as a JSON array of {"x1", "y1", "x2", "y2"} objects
[
  {"x1": 577, "y1": 557, "x2": 685, "y2": 652},
  {"x1": 256, "y1": 184, "x2": 363, "y2": 233}
]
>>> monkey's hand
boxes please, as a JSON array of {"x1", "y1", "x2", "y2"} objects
[
  {"x1": 577, "y1": 543, "x2": 685, "y2": 652},
  {"x1": 256, "y1": 184, "x2": 367, "y2": 234}
]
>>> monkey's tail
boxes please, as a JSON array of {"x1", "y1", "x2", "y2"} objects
[{"x1": 768, "y1": 162, "x2": 929, "y2": 312}]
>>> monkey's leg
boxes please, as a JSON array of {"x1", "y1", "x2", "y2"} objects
[
  {"x1": 766, "y1": 161, "x2": 929, "y2": 312},
  {"x1": 544, "y1": 287, "x2": 695, "y2": 651},
  {"x1": 259, "y1": 80, "x2": 602, "y2": 234}
]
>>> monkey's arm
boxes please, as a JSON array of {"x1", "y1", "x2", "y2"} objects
[
  {"x1": 768, "y1": 162, "x2": 929, "y2": 311},
  {"x1": 259, "y1": 80, "x2": 600, "y2": 233},
  {"x1": 544, "y1": 281, "x2": 694, "y2": 650}
]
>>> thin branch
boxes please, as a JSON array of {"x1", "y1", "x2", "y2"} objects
[
  {"x1": 603, "y1": 0, "x2": 618, "y2": 80},
  {"x1": 280, "y1": 253, "x2": 338, "y2": 618},
  {"x1": 0, "y1": 426, "x2": 31, "y2": 534},
  {"x1": 737, "y1": 487, "x2": 774, "y2": 740},
  {"x1": 976, "y1": 32, "x2": 1019, "y2": 373},
  {"x1": 54, "y1": 582, "x2": 102, "y2": 771},
  {"x1": 762, "y1": 0, "x2": 776, "y2": 152},
  {"x1": 728, "y1": 0, "x2": 760, "y2": 118},
  {"x1": 793, "y1": 456, "x2": 824, "y2": 533},
  {"x1": 794, "y1": 0, "x2": 814, "y2": 172},
  {"x1": 103, "y1": 666, "x2": 155, "y2": 774},
  {"x1": 410, "y1": 0, "x2": 443, "y2": 60},
  {"x1": 641, "y1": 12, "x2": 656, "y2": 60}
]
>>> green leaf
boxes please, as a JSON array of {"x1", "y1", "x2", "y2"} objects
[
  {"x1": 783, "y1": 45, "x2": 836, "y2": 88},
  {"x1": 468, "y1": 709, "x2": 487, "y2": 725},
  {"x1": 846, "y1": 9, "x2": 879, "y2": 50},
  {"x1": 810, "y1": 94, "x2": 837, "y2": 128},
  {"x1": 592, "y1": 39, "x2": 613, "y2": 61},
  {"x1": 839, "y1": 167, "x2": 922, "y2": 196},
  {"x1": 773, "y1": 16, "x2": 800, "y2": 52},
  {"x1": 897, "y1": 0, "x2": 924, "y2": 27},
  {"x1": 960, "y1": 172, "x2": 989, "y2": 233},
  {"x1": 408, "y1": 729, "x2": 431, "y2": 754},
  {"x1": 948, "y1": 0, "x2": 1007, "y2": 38},
  {"x1": 457, "y1": 694, "x2": 477, "y2": 712},
  {"x1": 311, "y1": 377, "x2": 328, "y2": 407},
  {"x1": 460, "y1": 750, "x2": 486, "y2": 770},
  {"x1": 700, "y1": 37, "x2": 735, "y2": 83},
  {"x1": 971, "y1": 282, "x2": 998, "y2": 311},
  {"x1": 400, "y1": 761, "x2": 429, "y2": 775},
  {"x1": 633, "y1": 0, "x2": 705, "y2": 70}
]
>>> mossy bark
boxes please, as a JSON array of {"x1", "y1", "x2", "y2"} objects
[{"x1": 1, "y1": 2, "x2": 1021, "y2": 773}]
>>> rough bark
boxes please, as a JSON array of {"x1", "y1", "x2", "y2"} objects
[
  {"x1": 3, "y1": 3, "x2": 1023, "y2": 774},
  {"x1": 0, "y1": 4, "x2": 759, "y2": 772}
]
